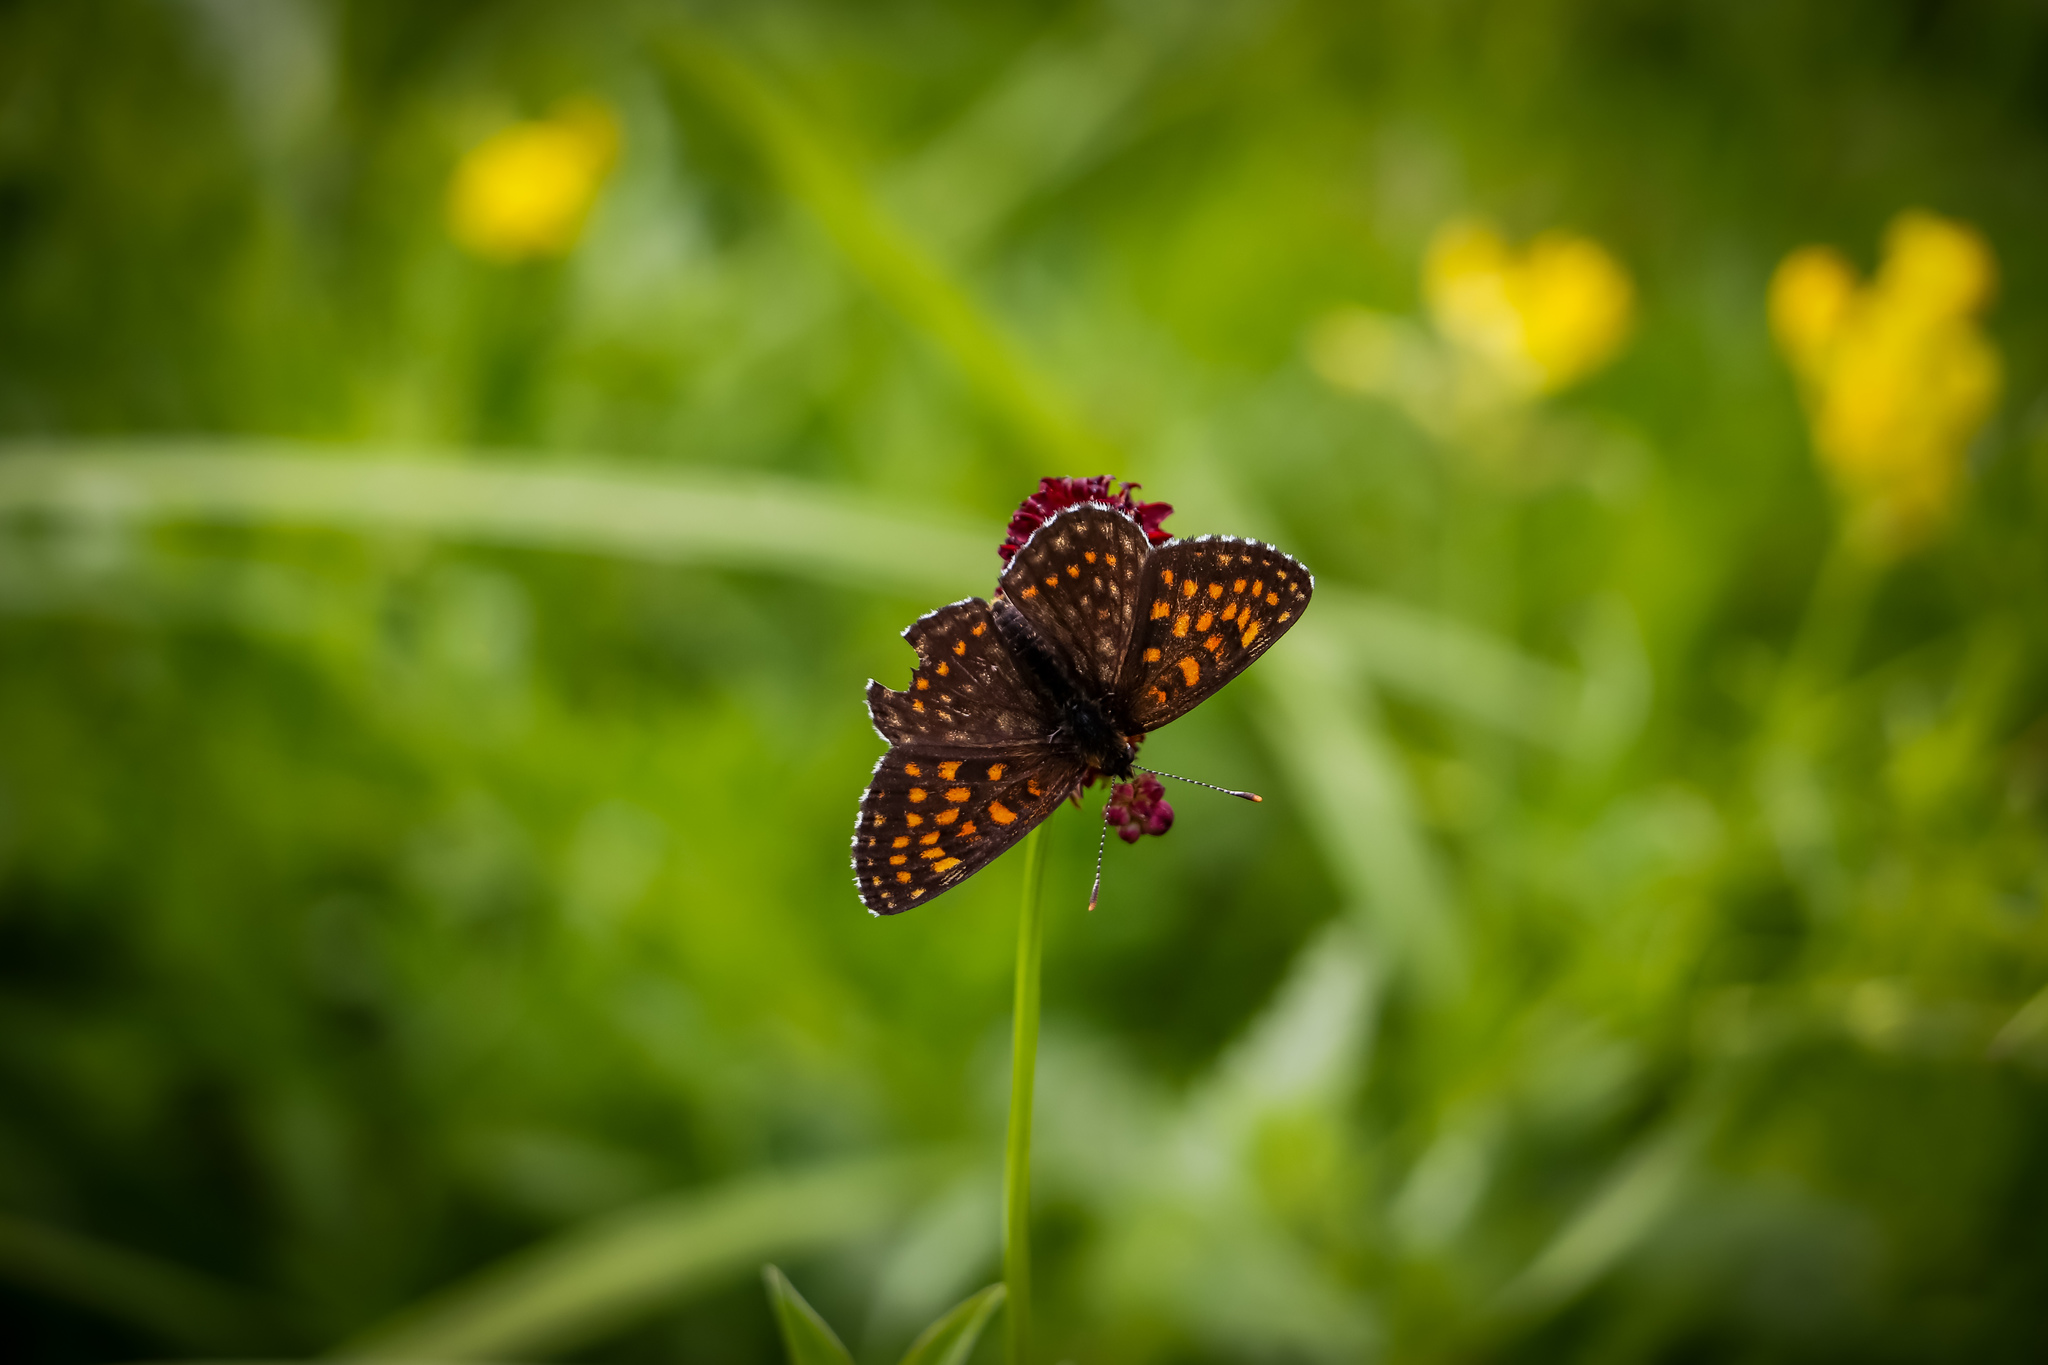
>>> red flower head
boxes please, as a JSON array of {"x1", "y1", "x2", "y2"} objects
[
  {"x1": 1104, "y1": 774, "x2": 1173, "y2": 843},
  {"x1": 1000, "y1": 476, "x2": 1173, "y2": 563}
]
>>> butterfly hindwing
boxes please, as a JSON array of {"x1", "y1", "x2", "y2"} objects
[
  {"x1": 1119, "y1": 537, "x2": 1313, "y2": 731},
  {"x1": 866, "y1": 598, "x2": 1054, "y2": 748},
  {"x1": 996, "y1": 505, "x2": 1154, "y2": 702},
  {"x1": 852, "y1": 746, "x2": 1088, "y2": 915}
]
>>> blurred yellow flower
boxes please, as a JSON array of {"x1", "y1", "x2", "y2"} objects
[
  {"x1": 1769, "y1": 209, "x2": 2001, "y2": 553},
  {"x1": 1423, "y1": 219, "x2": 1635, "y2": 395},
  {"x1": 447, "y1": 100, "x2": 621, "y2": 263}
]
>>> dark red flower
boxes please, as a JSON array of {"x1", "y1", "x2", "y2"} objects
[
  {"x1": 999, "y1": 476, "x2": 1173, "y2": 563},
  {"x1": 1104, "y1": 774, "x2": 1173, "y2": 844}
]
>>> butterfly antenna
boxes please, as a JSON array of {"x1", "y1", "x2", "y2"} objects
[
  {"x1": 1141, "y1": 768, "x2": 1263, "y2": 802},
  {"x1": 1087, "y1": 814, "x2": 1110, "y2": 913}
]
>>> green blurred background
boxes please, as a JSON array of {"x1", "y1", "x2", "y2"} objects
[{"x1": 5, "y1": 2, "x2": 2048, "y2": 1361}]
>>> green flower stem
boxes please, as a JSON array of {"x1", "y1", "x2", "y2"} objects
[
  {"x1": 1003, "y1": 826, "x2": 1047, "y2": 1365},
  {"x1": 1771, "y1": 530, "x2": 1885, "y2": 729}
]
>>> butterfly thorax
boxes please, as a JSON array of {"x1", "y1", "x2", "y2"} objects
[{"x1": 994, "y1": 598, "x2": 1138, "y2": 780}]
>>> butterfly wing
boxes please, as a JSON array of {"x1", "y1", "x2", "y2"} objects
[
  {"x1": 995, "y1": 504, "x2": 1154, "y2": 703},
  {"x1": 852, "y1": 746, "x2": 1088, "y2": 915},
  {"x1": 1119, "y1": 536, "x2": 1314, "y2": 731},
  {"x1": 866, "y1": 597, "x2": 1055, "y2": 748}
]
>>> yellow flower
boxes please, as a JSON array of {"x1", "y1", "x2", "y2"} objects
[
  {"x1": 447, "y1": 100, "x2": 621, "y2": 263},
  {"x1": 1423, "y1": 219, "x2": 1635, "y2": 396},
  {"x1": 1769, "y1": 210, "x2": 2001, "y2": 554}
]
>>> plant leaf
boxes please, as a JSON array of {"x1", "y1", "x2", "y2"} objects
[
  {"x1": 762, "y1": 1265, "x2": 855, "y2": 1365},
  {"x1": 0, "y1": 441, "x2": 987, "y2": 598},
  {"x1": 334, "y1": 1153, "x2": 930, "y2": 1361},
  {"x1": 896, "y1": 1282, "x2": 1006, "y2": 1365}
]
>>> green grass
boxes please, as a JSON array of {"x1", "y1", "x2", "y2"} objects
[{"x1": 4, "y1": 3, "x2": 2048, "y2": 1362}]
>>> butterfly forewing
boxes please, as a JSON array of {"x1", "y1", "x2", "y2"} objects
[
  {"x1": 1119, "y1": 537, "x2": 1313, "y2": 730},
  {"x1": 853, "y1": 746, "x2": 1087, "y2": 914},
  {"x1": 866, "y1": 598, "x2": 1053, "y2": 748},
  {"x1": 996, "y1": 505, "x2": 1154, "y2": 702}
]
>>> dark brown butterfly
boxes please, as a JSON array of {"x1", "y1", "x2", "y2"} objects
[{"x1": 852, "y1": 503, "x2": 1313, "y2": 915}]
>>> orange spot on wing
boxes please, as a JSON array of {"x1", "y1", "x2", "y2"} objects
[
  {"x1": 1278, "y1": 611, "x2": 1292, "y2": 623},
  {"x1": 1085, "y1": 551, "x2": 1097, "y2": 563},
  {"x1": 897, "y1": 871, "x2": 913, "y2": 883},
  {"x1": 1160, "y1": 569, "x2": 1174, "y2": 586},
  {"x1": 959, "y1": 821, "x2": 977, "y2": 837},
  {"x1": 908, "y1": 788, "x2": 927, "y2": 802},
  {"x1": 972, "y1": 622, "x2": 987, "y2": 635},
  {"x1": 1208, "y1": 582, "x2": 1224, "y2": 599},
  {"x1": 1067, "y1": 564, "x2": 1080, "y2": 578},
  {"x1": 988, "y1": 801, "x2": 1018, "y2": 824},
  {"x1": 1196, "y1": 611, "x2": 1213, "y2": 631},
  {"x1": 1150, "y1": 687, "x2": 1168, "y2": 704},
  {"x1": 938, "y1": 761, "x2": 961, "y2": 780},
  {"x1": 1222, "y1": 603, "x2": 1237, "y2": 622},
  {"x1": 921, "y1": 832, "x2": 941, "y2": 846},
  {"x1": 1106, "y1": 553, "x2": 1117, "y2": 566},
  {"x1": 1233, "y1": 579, "x2": 1247, "y2": 593},
  {"x1": 936, "y1": 662, "x2": 949, "y2": 676},
  {"x1": 1045, "y1": 576, "x2": 1059, "y2": 587},
  {"x1": 1241, "y1": 621, "x2": 1261, "y2": 646},
  {"x1": 912, "y1": 699, "x2": 925, "y2": 712},
  {"x1": 935, "y1": 809, "x2": 959, "y2": 825},
  {"x1": 1174, "y1": 613, "x2": 1191, "y2": 638},
  {"x1": 945, "y1": 787, "x2": 970, "y2": 803},
  {"x1": 1021, "y1": 587, "x2": 1038, "y2": 599},
  {"x1": 909, "y1": 887, "x2": 925, "y2": 898},
  {"x1": 873, "y1": 814, "x2": 887, "y2": 826},
  {"x1": 1267, "y1": 593, "x2": 1280, "y2": 605},
  {"x1": 892, "y1": 836, "x2": 909, "y2": 849},
  {"x1": 1151, "y1": 600, "x2": 1171, "y2": 619},
  {"x1": 954, "y1": 639, "x2": 967, "y2": 655},
  {"x1": 921, "y1": 847, "x2": 948, "y2": 860},
  {"x1": 1204, "y1": 635, "x2": 1223, "y2": 653},
  {"x1": 1178, "y1": 656, "x2": 1200, "y2": 686},
  {"x1": 1252, "y1": 580, "x2": 1263, "y2": 596},
  {"x1": 904, "y1": 762, "x2": 921, "y2": 777},
  {"x1": 1181, "y1": 579, "x2": 1197, "y2": 598},
  {"x1": 1026, "y1": 781, "x2": 1041, "y2": 797},
  {"x1": 933, "y1": 857, "x2": 961, "y2": 872},
  {"x1": 890, "y1": 855, "x2": 907, "y2": 866},
  {"x1": 986, "y1": 763, "x2": 1006, "y2": 780},
  {"x1": 906, "y1": 813, "x2": 923, "y2": 826},
  {"x1": 1144, "y1": 647, "x2": 1161, "y2": 662},
  {"x1": 915, "y1": 677, "x2": 929, "y2": 690}
]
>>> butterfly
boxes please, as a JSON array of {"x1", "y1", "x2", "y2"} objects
[{"x1": 852, "y1": 502, "x2": 1313, "y2": 915}]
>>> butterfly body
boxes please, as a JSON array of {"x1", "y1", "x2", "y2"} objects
[
  {"x1": 853, "y1": 503, "x2": 1312, "y2": 915},
  {"x1": 990, "y1": 597, "x2": 1139, "y2": 781}
]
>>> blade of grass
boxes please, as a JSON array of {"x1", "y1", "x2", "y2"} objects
[
  {"x1": 1255, "y1": 623, "x2": 1463, "y2": 995},
  {"x1": 0, "y1": 1213, "x2": 268, "y2": 1352},
  {"x1": 2, "y1": 443, "x2": 1590, "y2": 753},
  {"x1": 762, "y1": 1265, "x2": 856, "y2": 1365},
  {"x1": 332, "y1": 1153, "x2": 932, "y2": 1362},
  {"x1": 653, "y1": 24, "x2": 1108, "y2": 472},
  {"x1": 898, "y1": 1283, "x2": 1006, "y2": 1365},
  {"x1": 1488, "y1": 1113, "x2": 1707, "y2": 1325},
  {"x1": 0, "y1": 441, "x2": 986, "y2": 596},
  {"x1": 1314, "y1": 587, "x2": 1584, "y2": 752}
]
